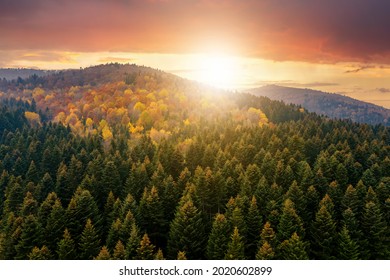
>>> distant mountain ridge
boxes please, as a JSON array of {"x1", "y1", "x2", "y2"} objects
[
  {"x1": 249, "y1": 85, "x2": 390, "y2": 126},
  {"x1": 0, "y1": 68, "x2": 55, "y2": 80}
]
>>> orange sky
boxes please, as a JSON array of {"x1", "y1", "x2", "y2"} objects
[{"x1": 1, "y1": 0, "x2": 390, "y2": 107}]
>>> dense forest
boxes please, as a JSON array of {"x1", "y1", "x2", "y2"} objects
[{"x1": 0, "y1": 64, "x2": 389, "y2": 260}]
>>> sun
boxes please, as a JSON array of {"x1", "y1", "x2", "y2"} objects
[{"x1": 197, "y1": 54, "x2": 240, "y2": 89}]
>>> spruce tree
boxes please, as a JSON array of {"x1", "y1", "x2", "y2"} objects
[
  {"x1": 125, "y1": 223, "x2": 141, "y2": 259},
  {"x1": 310, "y1": 205, "x2": 337, "y2": 259},
  {"x1": 113, "y1": 240, "x2": 126, "y2": 260},
  {"x1": 15, "y1": 214, "x2": 43, "y2": 259},
  {"x1": 28, "y1": 245, "x2": 52, "y2": 260},
  {"x1": 136, "y1": 233, "x2": 155, "y2": 260},
  {"x1": 167, "y1": 198, "x2": 206, "y2": 259},
  {"x1": 45, "y1": 199, "x2": 65, "y2": 254},
  {"x1": 177, "y1": 251, "x2": 187, "y2": 260},
  {"x1": 246, "y1": 196, "x2": 262, "y2": 258},
  {"x1": 207, "y1": 213, "x2": 230, "y2": 259},
  {"x1": 95, "y1": 246, "x2": 111, "y2": 260},
  {"x1": 361, "y1": 201, "x2": 387, "y2": 259},
  {"x1": 57, "y1": 228, "x2": 76, "y2": 260},
  {"x1": 79, "y1": 219, "x2": 100, "y2": 260},
  {"x1": 277, "y1": 233, "x2": 308, "y2": 260},
  {"x1": 256, "y1": 241, "x2": 275, "y2": 260},
  {"x1": 338, "y1": 226, "x2": 360, "y2": 260},
  {"x1": 155, "y1": 248, "x2": 165, "y2": 260},
  {"x1": 224, "y1": 227, "x2": 245, "y2": 260},
  {"x1": 277, "y1": 199, "x2": 305, "y2": 242}
]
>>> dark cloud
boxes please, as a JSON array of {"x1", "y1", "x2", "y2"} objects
[{"x1": 1, "y1": 0, "x2": 390, "y2": 64}]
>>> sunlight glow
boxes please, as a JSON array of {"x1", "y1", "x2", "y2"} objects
[{"x1": 196, "y1": 54, "x2": 240, "y2": 89}]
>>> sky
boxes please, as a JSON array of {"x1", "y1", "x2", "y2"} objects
[{"x1": 1, "y1": 0, "x2": 390, "y2": 108}]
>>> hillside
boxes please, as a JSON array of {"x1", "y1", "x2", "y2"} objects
[
  {"x1": 249, "y1": 85, "x2": 390, "y2": 126},
  {"x1": 0, "y1": 64, "x2": 389, "y2": 260},
  {"x1": 0, "y1": 68, "x2": 55, "y2": 81}
]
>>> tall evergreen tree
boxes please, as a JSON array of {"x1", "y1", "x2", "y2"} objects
[
  {"x1": 79, "y1": 219, "x2": 100, "y2": 260},
  {"x1": 57, "y1": 228, "x2": 76, "y2": 260},
  {"x1": 277, "y1": 233, "x2": 308, "y2": 260},
  {"x1": 338, "y1": 226, "x2": 360, "y2": 260},
  {"x1": 310, "y1": 205, "x2": 337, "y2": 259},
  {"x1": 167, "y1": 198, "x2": 206, "y2": 259},
  {"x1": 207, "y1": 213, "x2": 230, "y2": 259},
  {"x1": 246, "y1": 196, "x2": 262, "y2": 258},
  {"x1": 136, "y1": 233, "x2": 155, "y2": 260},
  {"x1": 15, "y1": 215, "x2": 43, "y2": 259},
  {"x1": 277, "y1": 199, "x2": 305, "y2": 242},
  {"x1": 361, "y1": 201, "x2": 388, "y2": 259},
  {"x1": 224, "y1": 227, "x2": 245, "y2": 260}
]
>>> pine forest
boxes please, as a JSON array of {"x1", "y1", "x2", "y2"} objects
[{"x1": 0, "y1": 64, "x2": 389, "y2": 260}]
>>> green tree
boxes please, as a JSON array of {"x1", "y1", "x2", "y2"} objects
[
  {"x1": 28, "y1": 245, "x2": 52, "y2": 260},
  {"x1": 310, "y1": 205, "x2": 337, "y2": 259},
  {"x1": 57, "y1": 228, "x2": 76, "y2": 260},
  {"x1": 246, "y1": 196, "x2": 262, "y2": 258},
  {"x1": 338, "y1": 226, "x2": 360, "y2": 260},
  {"x1": 207, "y1": 213, "x2": 230, "y2": 259},
  {"x1": 79, "y1": 219, "x2": 100, "y2": 260},
  {"x1": 95, "y1": 246, "x2": 111, "y2": 260},
  {"x1": 136, "y1": 233, "x2": 155, "y2": 260},
  {"x1": 277, "y1": 199, "x2": 305, "y2": 242},
  {"x1": 224, "y1": 227, "x2": 245, "y2": 260},
  {"x1": 15, "y1": 215, "x2": 43, "y2": 259},
  {"x1": 361, "y1": 201, "x2": 387, "y2": 259},
  {"x1": 113, "y1": 240, "x2": 126, "y2": 260},
  {"x1": 256, "y1": 241, "x2": 275, "y2": 260},
  {"x1": 277, "y1": 233, "x2": 308, "y2": 260},
  {"x1": 167, "y1": 198, "x2": 206, "y2": 259},
  {"x1": 125, "y1": 223, "x2": 141, "y2": 259}
]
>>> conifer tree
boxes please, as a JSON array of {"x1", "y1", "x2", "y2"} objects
[
  {"x1": 256, "y1": 241, "x2": 275, "y2": 260},
  {"x1": 167, "y1": 198, "x2": 206, "y2": 259},
  {"x1": 126, "y1": 223, "x2": 141, "y2": 259},
  {"x1": 138, "y1": 186, "x2": 165, "y2": 246},
  {"x1": 246, "y1": 196, "x2": 262, "y2": 258},
  {"x1": 106, "y1": 218, "x2": 122, "y2": 252},
  {"x1": 310, "y1": 205, "x2": 337, "y2": 259},
  {"x1": 113, "y1": 240, "x2": 126, "y2": 260},
  {"x1": 177, "y1": 251, "x2": 187, "y2": 260},
  {"x1": 95, "y1": 246, "x2": 111, "y2": 260},
  {"x1": 136, "y1": 233, "x2": 155, "y2": 260},
  {"x1": 57, "y1": 228, "x2": 76, "y2": 260},
  {"x1": 224, "y1": 227, "x2": 245, "y2": 260},
  {"x1": 277, "y1": 199, "x2": 305, "y2": 242},
  {"x1": 28, "y1": 245, "x2": 52, "y2": 260},
  {"x1": 19, "y1": 192, "x2": 38, "y2": 217},
  {"x1": 155, "y1": 248, "x2": 165, "y2": 260},
  {"x1": 79, "y1": 219, "x2": 100, "y2": 260},
  {"x1": 15, "y1": 214, "x2": 43, "y2": 259},
  {"x1": 361, "y1": 201, "x2": 387, "y2": 259},
  {"x1": 40, "y1": 173, "x2": 54, "y2": 202},
  {"x1": 342, "y1": 185, "x2": 360, "y2": 214},
  {"x1": 45, "y1": 199, "x2": 65, "y2": 254},
  {"x1": 277, "y1": 233, "x2": 308, "y2": 260},
  {"x1": 338, "y1": 226, "x2": 360, "y2": 260},
  {"x1": 25, "y1": 161, "x2": 39, "y2": 184},
  {"x1": 207, "y1": 213, "x2": 230, "y2": 259}
]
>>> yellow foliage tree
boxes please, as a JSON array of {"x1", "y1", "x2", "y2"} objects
[{"x1": 24, "y1": 111, "x2": 41, "y2": 126}]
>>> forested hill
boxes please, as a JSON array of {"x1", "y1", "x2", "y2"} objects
[
  {"x1": 0, "y1": 64, "x2": 389, "y2": 260},
  {"x1": 249, "y1": 85, "x2": 390, "y2": 126},
  {"x1": 0, "y1": 68, "x2": 55, "y2": 81}
]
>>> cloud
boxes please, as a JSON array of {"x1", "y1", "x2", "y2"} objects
[{"x1": 1, "y1": 0, "x2": 390, "y2": 64}]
